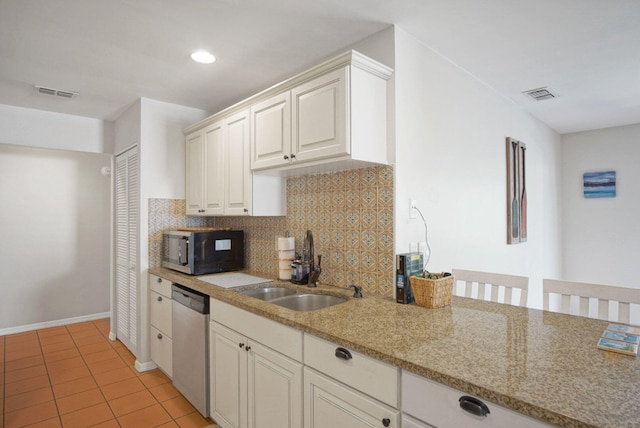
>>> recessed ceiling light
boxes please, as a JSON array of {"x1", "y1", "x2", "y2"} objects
[{"x1": 191, "y1": 50, "x2": 216, "y2": 64}]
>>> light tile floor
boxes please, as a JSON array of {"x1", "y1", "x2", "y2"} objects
[{"x1": 1, "y1": 318, "x2": 219, "y2": 428}]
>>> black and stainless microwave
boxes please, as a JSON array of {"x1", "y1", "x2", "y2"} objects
[{"x1": 162, "y1": 230, "x2": 244, "y2": 275}]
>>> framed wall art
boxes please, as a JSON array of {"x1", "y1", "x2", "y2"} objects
[
  {"x1": 506, "y1": 137, "x2": 527, "y2": 244},
  {"x1": 583, "y1": 171, "x2": 616, "y2": 198}
]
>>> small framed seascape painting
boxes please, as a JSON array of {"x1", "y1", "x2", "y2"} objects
[{"x1": 583, "y1": 171, "x2": 616, "y2": 198}]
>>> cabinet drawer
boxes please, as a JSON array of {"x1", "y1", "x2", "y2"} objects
[
  {"x1": 402, "y1": 371, "x2": 552, "y2": 428},
  {"x1": 149, "y1": 290, "x2": 172, "y2": 335},
  {"x1": 211, "y1": 298, "x2": 303, "y2": 362},
  {"x1": 150, "y1": 274, "x2": 172, "y2": 298},
  {"x1": 150, "y1": 326, "x2": 172, "y2": 378},
  {"x1": 304, "y1": 333, "x2": 399, "y2": 407}
]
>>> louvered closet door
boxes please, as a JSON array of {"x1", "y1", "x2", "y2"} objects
[{"x1": 115, "y1": 146, "x2": 138, "y2": 354}]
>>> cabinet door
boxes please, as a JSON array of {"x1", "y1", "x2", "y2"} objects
[
  {"x1": 251, "y1": 92, "x2": 291, "y2": 170},
  {"x1": 186, "y1": 131, "x2": 204, "y2": 215},
  {"x1": 248, "y1": 341, "x2": 303, "y2": 428},
  {"x1": 304, "y1": 368, "x2": 399, "y2": 428},
  {"x1": 292, "y1": 67, "x2": 348, "y2": 162},
  {"x1": 150, "y1": 326, "x2": 172, "y2": 377},
  {"x1": 210, "y1": 322, "x2": 247, "y2": 428},
  {"x1": 225, "y1": 110, "x2": 250, "y2": 215},
  {"x1": 203, "y1": 122, "x2": 225, "y2": 215}
]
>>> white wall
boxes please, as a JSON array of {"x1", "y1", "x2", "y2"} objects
[
  {"x1": 138, "y1": 98, "x2": 209, "y2": 301},
  {"x1": 0, "y1": 144, "x2": 111, "y2": 333},
  {"x1": 0, "y1": 105, "x2": 113, "y2": 333},
  {"x1": 113, "y1": 100, "x2": 141, "y2": 155},
  {"x1": 140, "y1": 98, "x2": 209, "y2": 200},
  {"x1": 0, "y1": 103, "x2": 113, "y2": 153},
  {"x1": 393, "y1": 28, "x2": 563, "y2": 309},
  {"x1": 561, "y1": 123, "x2": 640, "y2": 288}
]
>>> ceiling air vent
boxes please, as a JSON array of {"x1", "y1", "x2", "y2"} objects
[
  {"x1": 523, "y1": 87, "x2": 556, "y2": 101},
  {"x1": 34, "y1": 85, "x2": 78, "y2": 99}
]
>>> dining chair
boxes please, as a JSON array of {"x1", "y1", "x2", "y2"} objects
[
  {"x1": 543, "y1": 279, "x2": 640, "y2": 323},
  {"x1": 451, "y1": 269, "x2": 529, "y2": 307}
]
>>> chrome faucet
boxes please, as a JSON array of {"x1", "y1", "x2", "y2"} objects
[{"x1": 304, "y1": 230, "x2": 322, "y2": 287}]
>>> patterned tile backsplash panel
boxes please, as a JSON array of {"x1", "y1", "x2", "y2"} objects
[{"x1": 148, "y1": 165, "x2": 394, "y2": 297}]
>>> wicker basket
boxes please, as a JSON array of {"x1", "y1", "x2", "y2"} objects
[{"x1": 409, "y1": 274, "x2": 454, "y2": 308}]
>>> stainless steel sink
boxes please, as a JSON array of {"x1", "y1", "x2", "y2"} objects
[
  {"x1": 240, "y1": 287, "x2": 297, "y2": 301},
  {"x1": 269, "y1": 294, "x2": 346, "y2": 311}
]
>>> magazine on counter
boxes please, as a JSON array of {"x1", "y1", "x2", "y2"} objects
[
  {"x1": 602, "y1": 330, "x2": 640, "y2": 345},
  {"x1": 597, "y1": 324, "x2": 640, "y2": 356},
  {"x1": 606, "y1": 324, "x2": 640, "y2": 336}
]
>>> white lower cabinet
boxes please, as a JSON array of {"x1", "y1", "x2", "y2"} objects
[
  {"x1": 402, "y1": 371, "x2": 553, "y2": 428},
  {"x1": 205, "y1": 298, "x2": 549, "y2": 428},
  {"x1": 303, "y1": 333, "x2": 400, "y2": 428},
  {"x1": 304, "y1": 368, "x2": 399, "y2": 428},
  {"x1": 210, "y1": 322, "x2": 245, "y2": 428},
  {"x1": 209, "y1": 300, "x2": 303, "y2": 428},
  {"x1": 149, "y1": 274, "x2": 172, "y2": 377}
]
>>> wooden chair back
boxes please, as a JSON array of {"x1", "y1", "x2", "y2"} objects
[
  {"x1": 543, "y1": 279, "x2": 640, "y2": 323},
  {"x1": 452, "y1": 269, "x2": 529, "y2": 307}
]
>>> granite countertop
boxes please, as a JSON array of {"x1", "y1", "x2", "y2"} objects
[{"x1": 149, "y1": 267, "x2": 640, "y2": 428}]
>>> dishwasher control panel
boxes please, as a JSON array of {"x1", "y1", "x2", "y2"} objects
[{"x1": 171, "y1": 283, "x2": 209, "y2": 314}]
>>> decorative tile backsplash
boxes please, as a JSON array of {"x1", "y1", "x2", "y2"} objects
[{"x1": 148, "y1": 165, "x2": 394, "y2": 297}]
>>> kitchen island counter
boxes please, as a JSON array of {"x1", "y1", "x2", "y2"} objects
[{"x1": 149, "y1": 267, "x2": 639, "y2": 428}]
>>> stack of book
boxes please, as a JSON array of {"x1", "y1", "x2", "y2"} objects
[{"x1": 597, "y1": 324, "x2": 640, "y2": 356}]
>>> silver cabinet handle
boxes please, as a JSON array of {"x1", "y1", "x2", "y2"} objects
[{"x1": 157, "y1": 333, "x2": 163, "y2": 339}]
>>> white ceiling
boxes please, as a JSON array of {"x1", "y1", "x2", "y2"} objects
[{"x1": 1, "y1": 0, "x2": 639, "y2": 134}]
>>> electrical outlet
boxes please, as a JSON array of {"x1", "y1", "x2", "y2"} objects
[
  {"x1": 410, "y1": 242, "x2": 418, "y2": 252},
  {"x1": 419, "y1": 241, "x2": 428, "y2": 254},
  {"x1": 410, "y1": 199, "x2": 417, "y2": 219}
]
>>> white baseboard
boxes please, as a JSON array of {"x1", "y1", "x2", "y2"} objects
[
  {"x1": 0, "y1": 312, "x2": 111, "y2": 336},
  {"x1": 135, "y1": 359, "x2": 158, "y2": 373}
]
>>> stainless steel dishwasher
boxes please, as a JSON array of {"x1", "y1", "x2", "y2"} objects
[{"x1": 171, "y1": 283, "x2": 210, "y2": 417}]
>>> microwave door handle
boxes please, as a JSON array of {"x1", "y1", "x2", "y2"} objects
[{"x1": 178, "y1": 237, "x2": 189, "y2": 266}]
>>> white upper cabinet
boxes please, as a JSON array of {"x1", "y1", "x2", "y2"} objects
[
  {"x1": 250, "y1": 92, "x2": 291, "y2": 170},
  {"x1": 204, "y1": 120, "x2": 225, "y2": 215},
  {"x1": 250, "y1": 51, "x2": 392, "y2": 173},
  {"x1": 186, "y1": 131, "x2": 205, "y2": 214},
  {"x1": 184, "y1": 50, "x2": 390, "y2": 211},
  {"x1": 186, "y1": 116, "x2": 241, "y2": 216},
  {"x1": 186, "y1": 109, "x2": 285, "y2": 216},
  {"x1": 224, "y1": 111, "x2": 251, "y2": 215},
  {"x1": 291, "y1": 67, "x2": 347, "y2": 163}
]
